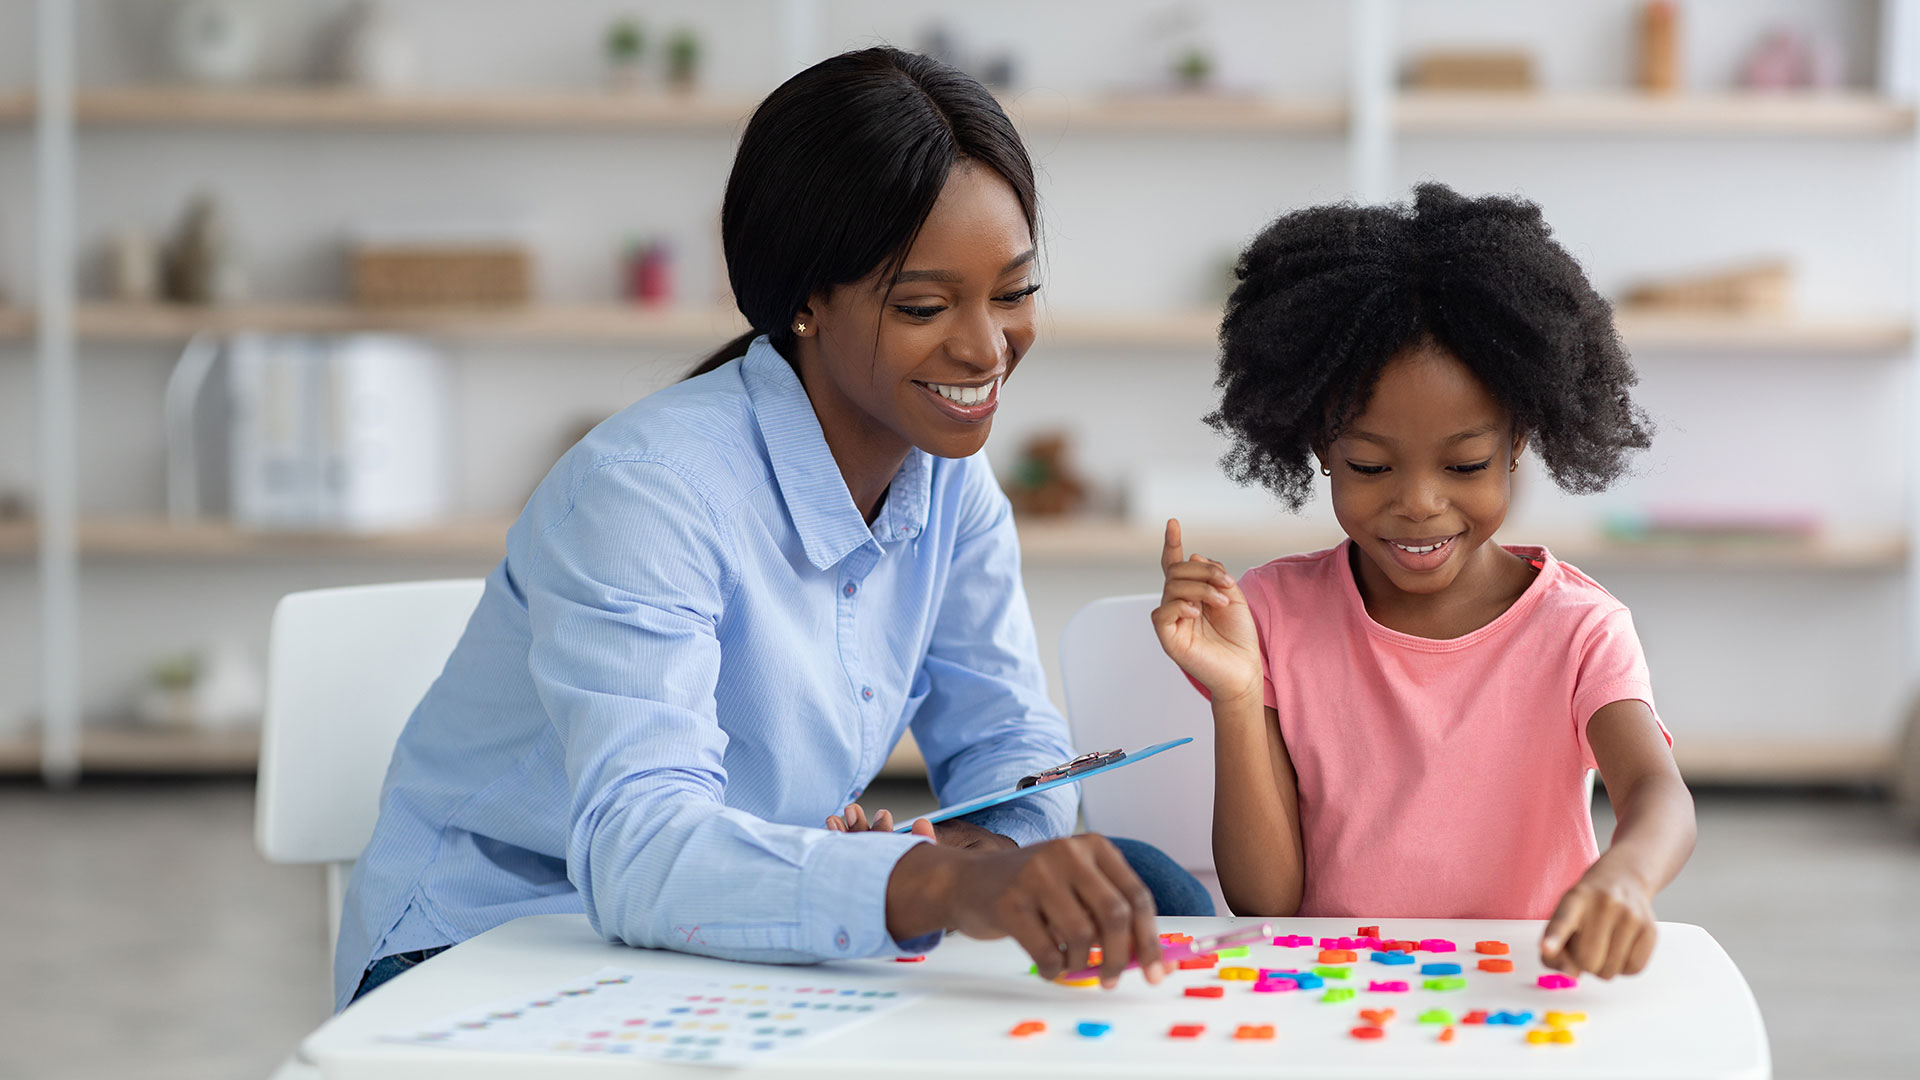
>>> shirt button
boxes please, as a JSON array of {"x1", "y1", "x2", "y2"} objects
[
  {"x1": 843, "y1": 582, "x2": 856, "y2": 597},
  {"x1": 835, "y1": 929, "x2": 851, "y2": 952},
  {"x1": 861, "y1": 686, "x2": 874, "y2": 701}
]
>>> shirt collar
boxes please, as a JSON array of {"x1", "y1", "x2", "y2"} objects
[{"x1": 741, "y1": 337, "x2": 931, "y2": 570}]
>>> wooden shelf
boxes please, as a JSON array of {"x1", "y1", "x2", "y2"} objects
[
  {"x1": 1398, "y1": 91, "x2": 1916, "y2": 136},
  {"x1": 0, "y1": 515, "x2": 1907, "y2": 571},
  {"x1": 0, "y1": 722, "x2": 1885, "y2": 784},
  {"x1": 69, "y1": 301, "x2": 748, "y2": 345},
  {"x1": 0, "y1": 516, "x2": 511, "y2": 561},
  {"x1": 0, "y1": 726, "x2": 260, "y2": 775},
  {"x1": 1672, "y1": 736, "x2": 1893, "y2": 785},
  {"x1": 1014, "y1": 517, "x2": 1911, "y2": 571},
  {"x1": 71, "y1": 86, "x2": 759, "y2": 132},
  {"x1": 0, "y1": 303, "x2": 1904, "y2": 354},
  {"x1": 1008, "y1": 94, "x2": 1344, "y2": 133},
  {"x1": 0, "y1": 86, "x2": 1349, "y2": 135},
  {"x1": 6, "y1": 88, "x2": 1908, "y2": 138},
  {"x1": 1614, "y1": 310, "x2": 1914, "y2": 353},
  {"x1": 0, "y1": 718, "x2": 1884, "y2": 784}
]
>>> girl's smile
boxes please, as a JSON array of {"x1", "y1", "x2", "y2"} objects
[{"x1": 1381, "y1": 531, "x2": 1463, "y2": 573}]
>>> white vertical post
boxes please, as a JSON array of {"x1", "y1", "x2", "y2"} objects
[
  {"x1": 1348, "y1": 0, "x2": 1394, "y2": 203},
  {"x1": 1889, "y1": 0, "x2": 1920, "y2": 693},
  {"x1": 778, "y1": 0, "x2": 822, "y2": 80},
  {"x1": 1881, "y1": 0, "x2": 1917, "y2": 100},
  {"x1": 36, "y1": 0, "x2": 79, "y2": 785}
]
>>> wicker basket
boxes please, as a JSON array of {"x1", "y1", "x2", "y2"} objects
[{"x1": 351, "y1": 245, "x2": 532, "y2": 307}]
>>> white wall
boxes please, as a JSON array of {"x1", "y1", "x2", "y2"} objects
[{"x1": 0, "y1": 1, "x2": 1908, "y2": 749}]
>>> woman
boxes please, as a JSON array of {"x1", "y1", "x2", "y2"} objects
[{"x1": 336, "y1": 47, "x2": 1207, "y2": 1013}]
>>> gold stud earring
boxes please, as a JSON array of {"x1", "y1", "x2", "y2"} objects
[
  {"x1": 1321, "y1": 466, "x2": 1332, "y2": 477},
  {"x1": 794, "y1": 320, "x2": 807, "y2": 334},
  {"x1": 1510, "y1": 459, "x2": 1519, "y2": 473}
]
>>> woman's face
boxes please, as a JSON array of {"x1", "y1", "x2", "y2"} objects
[{"x1": 795, "y1": 159, "x2": 1038, "y2": 462}]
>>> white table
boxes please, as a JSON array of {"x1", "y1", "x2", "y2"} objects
[{"x1": 298, "y1": 914, "x2": 1768, "y2": 1079}]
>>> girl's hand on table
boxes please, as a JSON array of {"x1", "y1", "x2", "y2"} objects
[
  {"x1": 826, "y1": 805, "x2": 1016, "y2": 850},
  {"x1": 1541, "y1": 857, "x2": 1658, "y2": 979},
  {"x1": 1151, "y1": 518, "x2": 1263, "y2": 709}
]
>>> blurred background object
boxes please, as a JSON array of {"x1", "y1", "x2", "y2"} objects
[
  {"x1": 1406, "y1": 49, "x2": 1536, "y2": 92},
  {"x1": 2, "y1": 3, "x2": 1918, "y2": 1078},
  {"x1": 166, "y1": 0, "x2": 263, "y2": 86},
  {"x1": 1621, "y1": 258, "x2": 1794, "y2": 314},
  {"x1": 1638, "y1": 0, "x2": 1682, "y2": 93},
  {"x1": 1005, "y1": 431, "x2": 1089, "y2": 518}
]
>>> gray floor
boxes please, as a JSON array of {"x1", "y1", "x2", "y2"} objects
[{"x1": 1, "y1": 781, "x2": 1915, "y2": 1079}]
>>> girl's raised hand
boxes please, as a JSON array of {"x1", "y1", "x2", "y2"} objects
[{"x1": 1150, "y1": 518, "x2": 1262, "y2": 706}]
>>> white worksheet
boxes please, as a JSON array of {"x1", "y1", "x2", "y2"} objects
[{"x1": 382, "y1": 966, "x2": 923, "y2": 1067}]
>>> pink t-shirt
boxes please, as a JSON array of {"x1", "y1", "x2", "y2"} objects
[{"x1": 1226, "y1": 541, "x2": 1665, "y2": 919}]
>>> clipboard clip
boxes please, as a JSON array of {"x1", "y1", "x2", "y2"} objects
[{"x1": 1017, "y1": 748, "x2": 1126, "y2": 789}]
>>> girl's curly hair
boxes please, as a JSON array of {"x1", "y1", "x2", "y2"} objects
[{"x1": 1206, "y1": 182, "x2": 1652, "y2": 511}]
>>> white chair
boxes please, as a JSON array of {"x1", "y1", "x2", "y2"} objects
[
  {"x1": 1059, "y1": 594, "x2": 1219, "y2": 876},
  {"x1": 255, "y1": 578, "x2": 485, "y2": 958},
  {"x1": 1058, "y1": 593, "x2": 1598, "y2": 886}
]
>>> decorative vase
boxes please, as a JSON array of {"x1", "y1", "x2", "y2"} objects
[
  {"x1": 337, "y1": 0, "x2": 416, "y2": 90},
  {"x1": 167, "y1": 0, "x2": 261, "y2": 86}
]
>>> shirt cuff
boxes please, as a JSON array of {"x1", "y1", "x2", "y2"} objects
[
  {"x1": 799, "y1": 830, "x2": 935, "y2": 959},
  {"x1": 958, "y1": 787, "x2": 1076, "y2": 848}
]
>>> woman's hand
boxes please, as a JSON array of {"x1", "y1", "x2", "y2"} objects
[
  {"x1": 1150, "y1": 518, "x2": 1262, "y2": 706},
  {"x1": 885, "y1": 834, "x2": 1165, "y2": 989},
  {"x1": 825, "y1": 803, "x2": 906, "y2": 834},
  {"x1": 1540, "y1": 857, "x2": 1658, "y2": 979},
  {"x1": 826, "y1": 806, "x2": 1016, "y2": 850}
]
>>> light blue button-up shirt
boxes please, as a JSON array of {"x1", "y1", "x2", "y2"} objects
[{"x1": 333, "y1": 338, "x2": 1078, "y2": 1011}]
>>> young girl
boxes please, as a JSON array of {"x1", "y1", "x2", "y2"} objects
[{"x1": 1155, "y1": 183, "x2": 1696, "y2": 980}]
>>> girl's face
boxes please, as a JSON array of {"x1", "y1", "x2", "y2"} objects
[
  {"x1": 795, "y1": 159, "x2": 1038, "y2": 463},
  {"x1": 1319, "y1": 343, "x2": 1527, "y2": 600}
]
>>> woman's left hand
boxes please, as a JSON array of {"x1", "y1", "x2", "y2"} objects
[
  {"x1": 826, "y1": 805, "x2": 1016, "y2": 850},
  {"x1": 1540, "y1": 857, "x2": 1658, "y2": 979}
]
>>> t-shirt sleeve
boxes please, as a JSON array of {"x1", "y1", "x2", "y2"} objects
[
  {"x1": 1179, "y1": 565, "x2": 1279, "y2": 711},
  {"x1": 1571, "y1": 606, "x2": 1670, "y2": 772}
]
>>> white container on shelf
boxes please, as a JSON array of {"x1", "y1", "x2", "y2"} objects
[
  {"x1": 227, "y1": 333, "x2": 449, "y2": 533},
  {"x1": 320, "y1": 334, "x2": 451, "y2": 533}
]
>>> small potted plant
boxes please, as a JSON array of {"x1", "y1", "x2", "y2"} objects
[
  {"x1": 605, "y1": 17, "x2": 646, "y2": 91},
  {"x1": 1173, "y1": 46, "x2": 1215, "y2": 90},
  {"x1": 666, "y1": 28, "x2": 702, "y2": 93}
]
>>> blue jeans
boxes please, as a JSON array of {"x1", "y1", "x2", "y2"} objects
[
  {"x1": 349, "y1": 837, "x2": 1211, "y2": 1004},
  {"x1": 1110, "y1": 835, "x2": 1215, "y2": 918},
  {"x1": 351, "y1": 945, "x2": 448, "y2": 1003}
]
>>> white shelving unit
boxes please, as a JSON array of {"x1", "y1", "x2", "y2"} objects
[{"x1": 4, "y1": 0, "x2": 1916, "y2": 783}]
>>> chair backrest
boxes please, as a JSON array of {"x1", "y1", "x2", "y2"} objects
[
  {"x1": 1058, "y1": 594, "x2": 1218, "y2": 874},
  {"x1": 255, "y1": 579, "x2": 484, "y2": 866}
]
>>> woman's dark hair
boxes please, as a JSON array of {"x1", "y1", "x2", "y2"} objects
[
  {"x1": 1207, "y1": 182, "x2": 1652, "y2": 511},
  {"x1": 687, "y1": 47, "x2": 1038, "y2": 378}
]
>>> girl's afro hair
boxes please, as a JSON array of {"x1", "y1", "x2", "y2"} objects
[{"x1": 1207, "y1": 182, "x2": 1652, "y2": 510}]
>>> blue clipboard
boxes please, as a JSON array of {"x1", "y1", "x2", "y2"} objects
[{"x1": 892, "y1": 737, "x2": 1194, "y2": 832}]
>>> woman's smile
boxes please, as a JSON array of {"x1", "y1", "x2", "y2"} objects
[{"x1": 915, "y1": 376, "x2": 1002, "y2": 423}]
